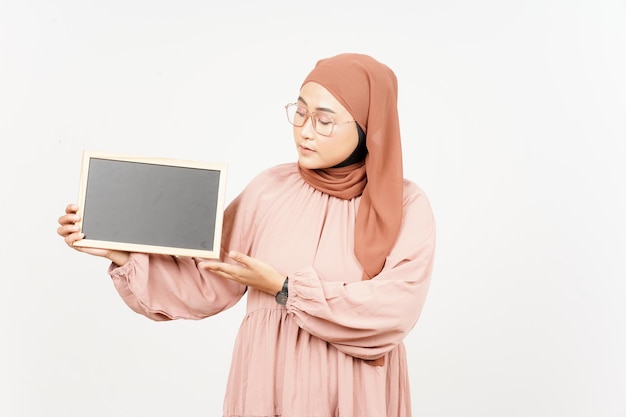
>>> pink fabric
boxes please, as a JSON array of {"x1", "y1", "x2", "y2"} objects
[{"x1": 109, "y1": 163, "x2": 435, "y2": 417}]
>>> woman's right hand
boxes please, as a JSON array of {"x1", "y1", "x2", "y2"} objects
[{"x1": 57, "y1": 203, "x2": 130, "y2": 266}]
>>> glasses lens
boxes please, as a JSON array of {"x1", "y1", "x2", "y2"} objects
[
  {"x1": 286, "y1": 104, "x2": 305, "y2": 126},
  {"x1": 285, "y1": 104, "x2": 335, "y2": 136},
  {"x1": 313, "y1": 114, "x2": 334, "y2": 136}
]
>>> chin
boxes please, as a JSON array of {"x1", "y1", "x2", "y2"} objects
[
  {"x1": 298, "y1": 159, "x2": 320, "y2": 169},
  {"x1": 298, "y1": 156, "x2": 317, "y2": 169},
  {"x1": 299, "y1": 161, "x2": 331, "y2": 170}
]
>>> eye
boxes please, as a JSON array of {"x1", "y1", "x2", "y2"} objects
[
  {"x1": 316, "y1": 114, "x2": 334, "y2": 126},
  {"x1": 295, "y1": 106, "x2": 308, "y2": 117}
]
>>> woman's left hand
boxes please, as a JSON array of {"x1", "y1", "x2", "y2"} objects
[{"x1": 198, "y1": 251, "x2": 285, "y2": 296}]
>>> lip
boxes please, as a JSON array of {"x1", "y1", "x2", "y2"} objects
[{"x1": 299, "y1": 144, "x2": 316, "y2": 153}]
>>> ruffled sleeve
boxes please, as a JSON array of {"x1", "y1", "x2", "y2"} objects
[
  {"x1": 107, "y1": 189, "x2": 254, "y2": 321},
  {"x1": 286, "y1": 183, "x2": 435, "y2": 361},
  {"x1": 109, "y1": 253, "x2": 245, "y2": 320}
]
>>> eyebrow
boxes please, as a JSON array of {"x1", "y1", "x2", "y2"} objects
[{"x1": 297, "y1": 96, "x2": 337, "y2": 114}]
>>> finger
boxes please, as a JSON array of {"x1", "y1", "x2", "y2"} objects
[
  {"x1": 65, "y1": 231, "x2": 85, "y2": 247},
  {"x1": 199, "y1": 260, "x2": 240, "y2": 275},
  {"x1": 58, "y1": 212, "x2": 80, "y2": 226},
  {"x1": 228, "y1": 250, "x2": 254, "y2": 267},
  {"x1": 57, "y1": 222, "x2": 80, "y2": 237},
  {"x1": 199, "y1": 261, "x2": 250, "y2": 284},
  {"x1": 65, "y1": 203, "x2": 79, "y2": 215},
  {"x1": 59, "y1": 204, "x2": 80, "y2": 227},
  {"x1": 208, "y1": 269, "x2": 238, "y2": 282}
]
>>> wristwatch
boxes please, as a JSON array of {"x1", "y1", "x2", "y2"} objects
[{"x1": 275, "y1": 277, "x2": 289, "y2": 305}]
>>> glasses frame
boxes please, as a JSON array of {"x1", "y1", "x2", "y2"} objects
[{"x1": 284, "y1": 103, "x2": 355, "y2": 137}]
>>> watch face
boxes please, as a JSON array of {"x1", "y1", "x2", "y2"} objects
[{"x1": 276, "y1": 293, "x2": 288, "y2": 305}]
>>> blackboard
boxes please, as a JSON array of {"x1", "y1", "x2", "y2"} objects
[{"x1": 73, "y1": 150, "x2": 228, "y2": 258}]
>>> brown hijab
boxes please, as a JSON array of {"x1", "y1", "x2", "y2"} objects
[{"x1": 298, "y1": 53, "x2": 404, "y2": 280}]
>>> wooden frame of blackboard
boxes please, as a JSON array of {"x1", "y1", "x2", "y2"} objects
[{"x1": 73, "y1": 150, "x2": 228, "y2": 259}]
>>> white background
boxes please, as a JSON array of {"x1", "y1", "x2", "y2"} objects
[{"x1": 1, "y1": 1, "x2": 625, "y2": 416}]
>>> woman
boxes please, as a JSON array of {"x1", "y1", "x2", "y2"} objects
[{"x1": 58, "y1": 53, "x2": 436, "y2": 417}]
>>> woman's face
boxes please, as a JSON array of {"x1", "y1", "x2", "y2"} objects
[{"x1": 293, "y1": 82, "x2": 359, "y2": 170}]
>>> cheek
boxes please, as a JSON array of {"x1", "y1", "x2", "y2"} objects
[
  {"x1": 348, "y1": 134, "x2": 360, "y2": 153},
  {"x1": 324, "y1": 136, "x2": 359, "y2": 165},
  {"x1": 338, "y1": 132, "x2": 360, "y2": 158}
]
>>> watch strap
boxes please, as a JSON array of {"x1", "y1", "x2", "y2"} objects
[{"x1": 275, "y1": 277, "x2": 289, "y2": 305}]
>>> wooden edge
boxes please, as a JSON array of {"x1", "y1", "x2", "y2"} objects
[
  {"x1": 73, "y1": 238, "x2": 221, "y2": 259},
  {"x1": 75, "y1": 149, "x2": 228, "y2": 259}
]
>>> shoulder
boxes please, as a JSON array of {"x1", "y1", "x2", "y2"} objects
[
  {"x1": 245, "y1": 163, "x2": 299, "y2": 190},
  {"x1": 225, "y1": 163, "x2": 301, "y2": 219},
  {"x1": 252, "y1": 162, "x2": 299, "y2": 183},
  {"x1": 402, "y1": 179, "x2": 435, "y2": 219},
  {"x1": 402, "y1": 179, "x2": 430, "y2": 203},
  {"x1": 237, "y1": 163, "x2": 302, "y2": 203}
]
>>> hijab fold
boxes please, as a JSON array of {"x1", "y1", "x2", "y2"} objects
[
  {"x1": 298, "y1": 162, "x2": 366, "y2": 200},
  {"x1": 298, "y1": 53, "x2": 404, "y2": 280}
]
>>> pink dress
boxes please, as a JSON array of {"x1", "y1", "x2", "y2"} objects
[{"x1": 109, "y1": 163, "x2": 436, "y2": 417}]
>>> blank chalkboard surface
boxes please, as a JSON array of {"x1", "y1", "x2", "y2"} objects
[{"x1": 73, "y1": 150, "x2": 228, "y2": 258}]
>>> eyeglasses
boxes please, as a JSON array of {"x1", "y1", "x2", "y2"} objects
[{"x1": 285, "y1": 103, "x2": 355, "y2": 137}]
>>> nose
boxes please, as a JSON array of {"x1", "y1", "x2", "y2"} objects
[{"x1": 300, "y1": 116, "x2": 316, "y2": 139}]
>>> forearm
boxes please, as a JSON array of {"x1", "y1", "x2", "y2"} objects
[
  {"x1": 109, "y1": 253, "x2": 246, "y2": 320},
  {"x1": 286, "y1": 259, "x2": 433, "y2": 360},
  {"x1": 106, "y1": 250, "x2": 130, "y2": 267}
]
